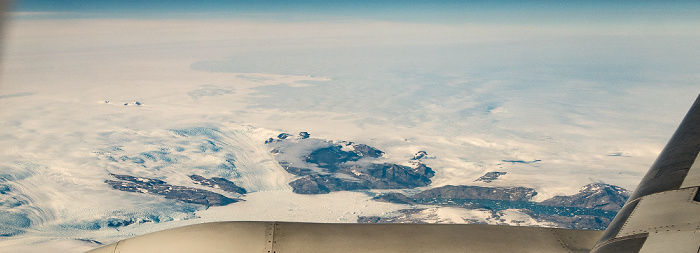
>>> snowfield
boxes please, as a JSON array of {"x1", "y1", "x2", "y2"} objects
[{"x1": 1, "y1": 14, "x2": 699, "y2": 252}]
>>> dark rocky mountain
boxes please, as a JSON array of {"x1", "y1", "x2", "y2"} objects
[
  {"x1": 411, "y1": 163, "x2": 435, "y2": 178},
  {"x1": 351, "y1": 144, "x2": 385, "y2": 158},
  {"x1": 539, "y1": 183, "x2": 630, "y2": 211},
  {"x1": 282, "y1": 166, "x2": 315, "y2": 176},
  {"x1": 277, "y1": 133, "x2": 292, "y2": 139},
  {"x1": 303, "y1": 143, "x2": 385, "y2": 169},
  {"x1": 105, "y1": 174, "x2": 241, "y2": 207},
  {"x1": 304, "y1": 145, "x2": 361, "y2": 171},
  {"x1": 475, "y1": 171, "x2": 507, "y2": 183},
  {"x1": 266, "y1": 132, "x2": 311, "y2": 143},
  {"x1": 289, "y1": 162, "x2": 435, "y2": 194},
  {"x1": 288, "y1": 174, "x2": 369, "y2": 194},
  {"x1": 279, "y1": 161, "x2": 316, "y2": 176},
  {"x1": 366, "y1": 183, "x2": 630, "y2": 230},
  {"x1": 271, "y1": 135, "x2": 435, "y2": 194},
  {"x1": 411, "y1": 185, "x2": 537, "y2": 202},
  {"x1": 411, "y1": 151, "x2": 428, "y2": 160},
  {"x1": 189, "y1": 175, "x2": 247, "y2": 195},
  {"x1": 341, "y1": 163, "x2": 434, "y2": 189},
  {"x1": 372, "y1": 192, "x2": 416, "y2": 205}
]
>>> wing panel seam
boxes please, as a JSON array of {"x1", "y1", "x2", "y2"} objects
[
  {"x1": 264, "y1": 222, "x2": 276, "y2": 253},
  {"x1": 549, "y1": 229, "x2": 574, "y2": 253}
]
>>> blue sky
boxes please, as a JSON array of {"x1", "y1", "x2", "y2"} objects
[{"x1": 12, "y1": 0, "x2": 700, "y2": 24}]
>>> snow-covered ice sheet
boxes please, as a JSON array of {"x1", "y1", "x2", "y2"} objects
[{"x1": 1, "y1": 14, "x2": 699, "y2": 252}]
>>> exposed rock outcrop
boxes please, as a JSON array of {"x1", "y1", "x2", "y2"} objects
[
  {"x1": 267, "y1": 134, "x2": 434, "y2": 194},
  {"x1": 342, "y1": 163, "x2": 434, "y2": 189},
  {"x1": 539, "y1": 183, "x2": 630, "y2": 211},
  {"x1": 189, "y1": 175, "x2": 246, "y2": 195},
  {"x1": 351, "y1": 144, "x2": 384, "y2": 158},
  {"x1": 288, "y1": 174, "x2": 369, "y2": 194},
  {"x1": 411, "y1": 151, "x2": 428, "y2": 160},
  {"x1": 105, "y1": 174, "x2": 241, "y2": 207},
  {"x1": 371, "y1": 192, "x2": 416, "y2": 205},
  {"x1": 304, "y1": 145, "x2": 361, "y2": 171},
  {"x1": 411, "y1": 185, "x2": 537, "y2": 202},
  {"x1": 475, "y1": 172, "x2": 507, "y2": 183}
]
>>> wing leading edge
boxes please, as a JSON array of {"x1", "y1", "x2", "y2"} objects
[{"x1": 87, "y1": 222, "x2": 602, "y2": 253}]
